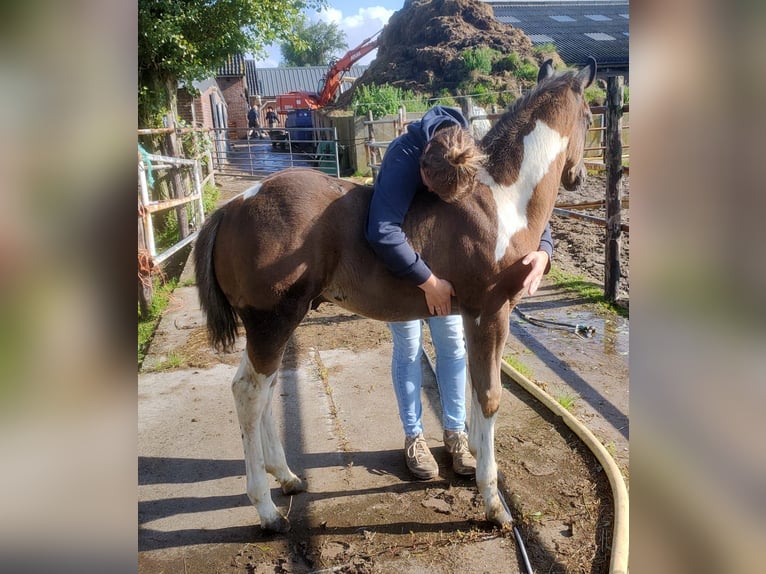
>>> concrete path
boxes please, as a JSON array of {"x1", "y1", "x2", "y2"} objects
[{"x1": 138, "y1": 251, "x2": 628, "y2": 573}]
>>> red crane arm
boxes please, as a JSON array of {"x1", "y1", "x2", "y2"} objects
[{"x1": 316, "y1": 30, "x2": 381, "y2": 107}]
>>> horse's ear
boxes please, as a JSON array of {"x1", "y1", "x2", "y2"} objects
[
  {"x1": 577, "y1": 56, "x2": 597, "y2": 90},
  {"x1": 537, "y1": 59, "x2": 555, "y2": 83}
]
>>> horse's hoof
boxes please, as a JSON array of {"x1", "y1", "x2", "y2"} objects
[
  {"x1": 486, "y1": 507, "x2": 513, "y2": 529},
  {"x1": 281, "y1": 476, "x2": 306, "y2": 495},
  {"x1": 260, "y1": 513, "x2": 290, "y2": 534}
]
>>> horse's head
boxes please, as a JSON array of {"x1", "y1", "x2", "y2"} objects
[{"x1": 536, "y1": 57, "x2": 597, "y2": 191}]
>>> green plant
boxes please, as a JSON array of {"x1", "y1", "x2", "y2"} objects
[
  {"x1": 548, "y1": 267, "x2": 629, "y2": 318},
  {"x1": 532, "y1": 43, "x2": 557, "y2": 55},
  {"x1": 584, "y1": 84, "x2": 606, "y2": 106},
  {"x1": 554, "y1": 388, "x2": 579, "y2": 412},
  {"x1": 514, "y1": 61, "x2": 538, "y2": 81},
  {"x1": 154, "y1": 352, "x2": 185, "y2": 371},
  {"x1": 502, "y1": 354, "x2": 533, "y2": 379},
  {"x1": 462, "y1": 47, "x2": 497, "y2": 75},
  {"x1": 493, "y1": 52, "x2": 521, "y2": 73},
  {"x1": 352, "y1": 84, "x2": 431, "y2": 118},
  {"x1": 138, "y1": 276, "x2": 178, "y2": 366}
]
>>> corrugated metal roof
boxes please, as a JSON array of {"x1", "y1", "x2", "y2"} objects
[
  {"x1": 245, "y1": 61, "x2": 369, "y2": 98},
  {"x1": 216, "y1": 53, "x2": 246, "y2": 77},
  {"x1": 489, "y1": 1, "x2": 629, "y2": 69}
]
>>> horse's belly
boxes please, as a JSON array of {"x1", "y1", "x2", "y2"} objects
[{"x1": 320, "y1": 271, "x2": 431, "y2": 323}]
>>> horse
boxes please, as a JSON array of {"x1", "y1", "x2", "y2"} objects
[{"x1": 194, "y1": 57, "x2": 596, "y2": 533}]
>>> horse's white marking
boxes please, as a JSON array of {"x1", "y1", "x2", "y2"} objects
[
  {"x1": 469, "y1": 389, "x2": 502, "y2": 519},
  {"x1": 478, "y1": 120, "x2": 568, "y2": 262},
  {"x1": 243, "y1": 182, "x2": 263, "y2": 199},
  {"x1": 232, "y1": 353, "x2": 288, "y2": 529}
]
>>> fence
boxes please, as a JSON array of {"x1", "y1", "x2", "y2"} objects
[
  {"x1": 363, "y1": 105, "x2": 630, "y2": 179},
  {"x1": 207, "y1": 126, "x2": 341, "y2": 178}
]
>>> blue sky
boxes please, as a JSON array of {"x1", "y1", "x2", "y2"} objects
[{"x1": 256, "y1": 0, "x2": 403, "y2": 67}]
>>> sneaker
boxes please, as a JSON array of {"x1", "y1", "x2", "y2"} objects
[
  {"x1": 404, "y1": 433, "x2": 439, "y2": 480},
  {"x1": 443, "y1": 430, "x2": 476, "y2": 477}
]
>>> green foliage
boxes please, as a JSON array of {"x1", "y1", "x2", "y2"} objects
[
  {"x1": 352, "y1": 84, "x2": 429, "y2": 118},
  {"x1": 462, "y1": 47, "x2": 497, "y2": 75},
  {"x1": 584, "y1": 84, "x2": 606, "y2": 105},
  {"x1": 514, "y1": 61, "x2": 539, "y2": 81},
  {"x1": 429, "y1": 89, "x2": 459, "y2": 108},
  {"x1": 470, "y1": 82, "x2": 498, "y2": 107},
  {"x1": 138, "y1": 277, "x2": 178, "y2": 365},
  {"x1": 623, "y1": 85, "x2": 630, "y2": 105},
  {"x1": 280, "y1": 17, "x2": 347, "y2": 66},
  {"x1": 532, "y1": 43, "x2": 557, "y2": 54},
  {"x1": 493, "y1": 52, "x2": 521, "y2": 73},
  {"x1": 155, "y1": 181, "x2": 219, "y2": 251},
  {"x1": 138, "y1": 0, "x2": 326, "y2": 125},
  {"x1": 503, "y1": 355, "x2": 534, "y2": 379},
  {"x1": 548, "y1": 267, "x2": 629, "y2": 318},
  {"x1": 202, "y1": 182, "x2": 219, "y2": 215}
]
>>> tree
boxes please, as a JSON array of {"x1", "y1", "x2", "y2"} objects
[
  {"x1": 138, "y1": 0, "x2": 325, "y2": 127},
  {"x1": 280, "y1": 18, "x2": 347, "y2": 67}
]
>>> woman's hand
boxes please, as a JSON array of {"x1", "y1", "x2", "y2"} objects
[
  {"x1": 418, "y1": 273, "x2": 455, "y2": 316},
  {"x1": 521, "y1": 250, "x2": 550, "y2": 296}
]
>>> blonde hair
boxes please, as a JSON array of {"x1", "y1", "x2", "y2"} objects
[{"x1": 419, "y1": 125, "x2": 485, "y2": 203}]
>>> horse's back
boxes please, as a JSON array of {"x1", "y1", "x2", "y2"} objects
[{"x1": 212, "y1": 169, "x2": 370, "y2": 310}]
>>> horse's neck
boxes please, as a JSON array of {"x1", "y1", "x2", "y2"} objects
[{"x1": 479, "y1": 119, "x2": 568, "y2": 262}]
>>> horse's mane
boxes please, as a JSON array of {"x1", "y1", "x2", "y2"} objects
[{"x1": 480, "y1": 70, "x2": 580, "y2": 156}]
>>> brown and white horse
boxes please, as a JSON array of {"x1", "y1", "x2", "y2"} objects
[{"x1": 194, "y1": 58, "x2": 596, "y2": 533}]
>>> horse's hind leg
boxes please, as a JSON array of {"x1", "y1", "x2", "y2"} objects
[{"x1": 232, "y1": 352, "x2": 295, "y2": 533}]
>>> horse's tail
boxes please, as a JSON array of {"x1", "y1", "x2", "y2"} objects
[{"x1": 194, "y1": 206, "x2": 239, "y2": 352}]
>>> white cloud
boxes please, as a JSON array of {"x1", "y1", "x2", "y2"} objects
[
  {"x1": 317, "y1": 8, "x2": 343, "y2": 25},
  {"x1": 343, "y1": 7, "x2": 395, "y2": 29},
  {"x1": 256, "y1": 5, "x2": 396, "y2": 66}
]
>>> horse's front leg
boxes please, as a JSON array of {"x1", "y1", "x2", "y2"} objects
[
  {"x1": 261, "y1": 382, "x2": 305, "y2": 495},
  {"x1": 232, "y1": 352, "x2": 292, "y2": 533},
  {"x1": 463, "y1": 303, "x2": 513, "y2": 528}
]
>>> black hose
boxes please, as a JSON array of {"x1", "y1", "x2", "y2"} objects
[
  {"x1": 513, "y1": 307, "x2": 595, "y2": 338},
  {"x1": 514, "y1": 526, "x2": 534, "y2": 574}
]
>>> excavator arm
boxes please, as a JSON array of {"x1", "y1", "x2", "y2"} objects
[{"x1": 316, "y1": 30, "x2": 381, "y2": 107}]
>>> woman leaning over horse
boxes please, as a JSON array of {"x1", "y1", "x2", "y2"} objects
[{"x1": 365, "y1": 105, "x2": 554, "y2": 480}]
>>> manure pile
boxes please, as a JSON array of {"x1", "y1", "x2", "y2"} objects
[{"x1": 336, "y1": 0, "x2": 562, "y2": 107}]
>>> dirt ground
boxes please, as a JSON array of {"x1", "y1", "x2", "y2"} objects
[{"x1": 140, "y1": 172, "x2": 628, "y2": 573}]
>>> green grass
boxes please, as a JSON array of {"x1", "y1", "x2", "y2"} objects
[
  {"x1": 138, "y1": 277, "x2": 178, "y2": 367},
  {"x1": 502, "y1": 354, "x2": 534, "y2": 379},
  {"x1": 152, "y1": 352, "x2": 185, "y2": 371},
  {"x1": 548, "y1": 266, "x2": 629, "y2": 318},
  {"x1": 554, "y1": 388, "x2": 579, "y2": 412}
]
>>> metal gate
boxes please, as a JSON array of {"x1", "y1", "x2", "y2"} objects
[{"x1": 209, "y1": 126, "x2": 341, "y2": 178}]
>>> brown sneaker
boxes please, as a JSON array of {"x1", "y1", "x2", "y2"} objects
[
  {"x1": 404, "y1": 433, "x2": 439, "y2": 480},
  {"x1": 443, "y1": 430, "x2": 476, "y2": 477}
]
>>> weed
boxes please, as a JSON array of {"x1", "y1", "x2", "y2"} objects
[
  {"x1": 138, "y1": 276, "x2": 178, "y2": 367},
  {"x1": 548, "y1": 266, "x2": 629, "y2": 318},
  {"x1": 502, "y1": 354, "x2": 533, "y2": 379},
  {"x1": 554, "y1": 387, "x2": 579, "y2": 412},
  {"x1": 154, "y1": 352, "x2": 185, "y2": 371}
]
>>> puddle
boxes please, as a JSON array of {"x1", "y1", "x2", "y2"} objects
[{"x1": 512, "y1": 306, "x2": 629, "y2": 358}]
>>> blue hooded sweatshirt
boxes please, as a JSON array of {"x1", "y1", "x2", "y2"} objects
[{"x1": 365, "y1": 105, "x2": 553, "y2": 285}]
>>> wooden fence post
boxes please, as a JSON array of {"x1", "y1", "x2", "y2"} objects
[
  {"x1": 604, "y1": 76, "x2": 625, "y2": 302},
  {"x1": 164, "y1": 113, "x2": 190, "y2": 239}
]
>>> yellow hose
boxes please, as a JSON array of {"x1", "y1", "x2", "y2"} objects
[{"x1": 500, "y1": 360, "x2": 629, "y2": 574}]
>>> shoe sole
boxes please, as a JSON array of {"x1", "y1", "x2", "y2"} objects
[{"x1": 409, "y1": 469, "x2": 439, "y2": 480}]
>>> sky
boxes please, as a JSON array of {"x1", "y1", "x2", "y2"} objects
[
  {"x1": 253, "y1": 0, "x2": 607, "y2": 67},
  {"x1": 255, "y1": 0, "x2": 403, "y2": 67}
]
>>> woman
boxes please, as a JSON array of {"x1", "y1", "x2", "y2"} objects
[{"x1": 366, "y1": 105, "x2": 552, "y2": 479}]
